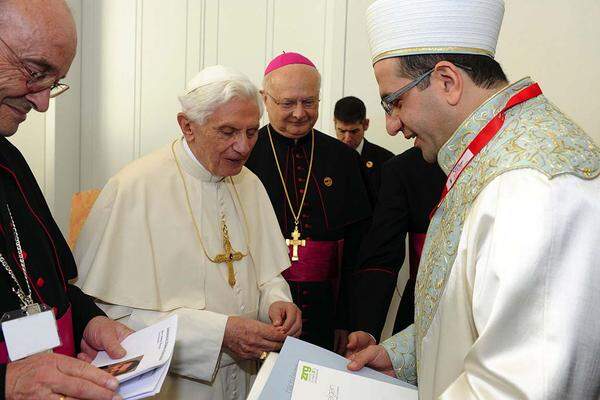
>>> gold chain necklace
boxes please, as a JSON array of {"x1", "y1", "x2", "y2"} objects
[
  {"x1": 266, "y1": 125, "x2": 315, "y2": 261},
  {"x1": 171, "y1": 139, "x2": 249, "y2": 287}
]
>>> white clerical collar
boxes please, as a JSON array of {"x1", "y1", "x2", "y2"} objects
[
  {"x1": 181, "y1": 138, "x2": 224, "y2": 183},
  {"x1": 356, "y1": 139, "x2": 365, "y2": 154}
]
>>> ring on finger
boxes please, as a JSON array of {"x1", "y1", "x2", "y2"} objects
[{"x1": 259, "y1": 351, "x2": 268, "y2": 360}]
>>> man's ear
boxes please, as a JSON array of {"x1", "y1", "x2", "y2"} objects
[
  {"x1": 259, "y1": 89, "x2": 268, "y2": 105},
  {"x1": 363, "y1": 118, "x2": 370, "y2": 131},
  {"x1": 177, "y1": 112, "x2": 194, "y2": 141},
  {"x1": 432, "y1": 61, "x2": 463, "y2": 106}
]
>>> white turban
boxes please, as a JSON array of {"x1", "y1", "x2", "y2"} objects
[{"x1": 366, "y1": 0, "x2": 505, "y2": 64}]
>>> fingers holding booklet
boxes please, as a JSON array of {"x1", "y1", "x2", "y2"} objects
[{"x1": 91, "y1": 315, "x2": 178, "y2": 399}]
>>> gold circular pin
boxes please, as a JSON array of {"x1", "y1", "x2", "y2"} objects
[
  {"x1": 323, "y1": 177, "x2": 333, "y2": 187},
  {"x1": 366, "y1": 161, "x2": 374, "y2": 168}
]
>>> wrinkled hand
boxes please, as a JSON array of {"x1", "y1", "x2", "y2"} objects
[
  {"x1": 268, "y1": 301, "x2": 302, "y2": 338},
  {"x1": 5, "y1": 352, "x2": 121, "y2": 400},
  {"x1": 346, "y1": 344, "x2": 396, "y2": 377},
  {"x1": 77, "y1": 316, "x2": 133, "y2": 363},
  {"x1": 223, "y1": 316, "x2": 286, "y2": 360},
  {"x1": 334, "y1": 329, "x2": 349, "y2": 355},
  {"x1": 345, "y1": 330, "x2": 377, "y2": 357}
]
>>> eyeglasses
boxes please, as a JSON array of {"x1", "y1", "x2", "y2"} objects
[
  {"x1": 380, "y1": 64, "x2": 473, "y2": 115},
  {"x1": 265, "y1": 92, "x2": 319, "y2": 110},
  {"x1": 0, "y1": 36, "x2": 69, "y2": 98},
  {"x1": 380, "y1": 69, "x2": 433, "y2": 115}
]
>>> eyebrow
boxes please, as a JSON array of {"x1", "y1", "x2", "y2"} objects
[
  {"x1": 216, "y1": 125, "x2": 237, "y2": 130},
  {"x1": 22, "y1": 57, "x2": 62, "y2": 76}
]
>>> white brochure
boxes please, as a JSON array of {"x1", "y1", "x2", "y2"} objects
[
  {"x1": 92, "y1": 315, "x2": 178, "y2": 399},
  {"x1": 291, "y1": 361, "x2": 418, "y2": 400}
]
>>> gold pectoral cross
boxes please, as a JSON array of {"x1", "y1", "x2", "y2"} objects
[
  {"x1": 214, "y1": 223, "x2": 245, "y2": 287},
  {"x1": 285, "y1": 225, "x2": 305, "y2": 262}
]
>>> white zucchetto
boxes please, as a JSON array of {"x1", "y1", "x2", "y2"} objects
[
  {"x1": 366, "y1": 0, "x2": 505, "y2": 64},
  {"x1": 184, "y1": 65, "x2": 247, "y2": 95}
]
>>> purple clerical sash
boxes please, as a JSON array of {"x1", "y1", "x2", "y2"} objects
[{"x1": 282, "y1": 239, "x2": 343, "y2": 282}]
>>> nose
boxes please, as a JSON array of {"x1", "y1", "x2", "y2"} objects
[
  {"x1": 25, "y1": 89, "x2": 51, "y2": 113},
  {"x1": 385, "y1": 112, "x2": 403, "y2": 136},
  {"x1": 233, "y1": 133, "x2": 252, "y2": 155},
  {"x1": 291, "y1": 102, "x2": 307, "y2": 119},
  {"x1": 341, "y1": 134, "x2": 352, "y2": 144}
]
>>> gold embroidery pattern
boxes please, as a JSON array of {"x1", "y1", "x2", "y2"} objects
[
  {"x1": 414, "y1": 78, "x2": 600, "y2": 365},
  {"x1": 381, "y1": 324, "x2": 418, "y2": 385}
]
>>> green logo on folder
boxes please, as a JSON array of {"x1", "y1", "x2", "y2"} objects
[
  {"x1": 300, "y1": 365, "x2": 319, "y2": 383},
  {"x1": 300, "y1": 365, "x2": 312, "y2": 381}
]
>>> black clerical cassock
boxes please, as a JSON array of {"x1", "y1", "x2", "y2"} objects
[
  {"x1": 353, "y1": 147, "x2": 446, "y2": 339},
  {"x1": 359, "y1": 139, "x2": 394, "y2": 206},
  {"x1": 0, "y1": 138, "x2": 104, "y2": 391},
  {"x1": 246, "y1": 125, "x2": 371, "y2": 350}
]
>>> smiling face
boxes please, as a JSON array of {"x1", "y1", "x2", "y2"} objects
[
  {"x1": 374, "y1": 58, "x2": 449, "y2": 163},
  {"x1": 178, "y1": 97, "x2": 261, "y2": 177},
  {"x1": 0, "y1": 0, "x2": 76, "y2": 136},
  {"x1": 262, "y1": 64, "x2": 320, "y2": 139}
]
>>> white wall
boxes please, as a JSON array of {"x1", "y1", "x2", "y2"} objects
[
  {"x1": 78, "y1": 0, "x2": 352, "y2": 189},
  {"x1": 76, "y1": 0, "x2": 599, "y2": 192},
  {"x1": 7, "y1": 0, "x2": 599, "y2": 243}
]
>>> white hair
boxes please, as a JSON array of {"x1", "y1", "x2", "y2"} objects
[{"x1": 179, "y1": 65, "x2": 263, "y2": 125}]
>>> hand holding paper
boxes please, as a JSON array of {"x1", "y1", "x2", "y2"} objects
[
  {"x1": 347, "y1": 344, "x2": 396, "y2": 378},
  {"x1": 345, "y1": 330, "x2": 377, "y2": 357},
  {"x1": 91, "y1": 315, "x2": 177, "y2": 399},
  {"x1": 79, "y1": 316, "x2": 134, "y2": 362},
  {"x1": 252, "y1": 336, "x2": 415, "y2": 400},
  {"x1": 5, "y1": 352, "x2": 120, "y2": 400}
]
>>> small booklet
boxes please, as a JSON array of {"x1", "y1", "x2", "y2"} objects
[
  {"x1": 291, "y1": 361, "x2": 418, "y2": 400},
  {"x1": 92, "y1": 315, "x2": 178, "y2": 399}
]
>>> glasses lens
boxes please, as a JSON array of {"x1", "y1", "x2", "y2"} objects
[
  {"x1": 281, "y1": 101, "x2": 296, "y2": 109},
  {"x1": 302, "y1": 100, "x2": 313, "y2": 108},
  {"x1": 381, "y1": 100, "x2": 391, "y2": 115},
  {"x1": 49, "y1": 83, "x2": 69, "y2": 98}
]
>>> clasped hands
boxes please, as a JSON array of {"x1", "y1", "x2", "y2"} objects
[{"x1": 223, "y1": 301, "x2": 301, "y2": 360}]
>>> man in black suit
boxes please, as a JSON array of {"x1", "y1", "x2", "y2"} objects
[
  {"x1": 351, "y1": 148, "x2": 445, "y2": 342},
  {"x1": 334, "y1": 96, "x2": 394, "y2": 205}
]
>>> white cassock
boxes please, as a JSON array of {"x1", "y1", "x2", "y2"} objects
[
  {"x1": 419, "y1": 169, "x2": 600, "y2": 399},
  {"x1": 75, "y1": 138, "x2": 292, "y2": 400},
  {"x1": 381, "y1": 78, "x2": 600, "y2": 399}
]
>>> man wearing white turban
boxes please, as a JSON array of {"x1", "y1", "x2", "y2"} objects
[
  {"x1": 347, "y1": 0, "x2": 600, "y2": 399},
  {"x1": 74, "y1": 65, "x2": 301, "y2": 399}
]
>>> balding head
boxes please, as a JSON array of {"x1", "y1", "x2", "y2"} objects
[
  {"x1": 0, "y1": 0, "x2": 76, "y2": 136},
  {"x1": 261, "y1": 64, "x2": 321, "y2": 139}
]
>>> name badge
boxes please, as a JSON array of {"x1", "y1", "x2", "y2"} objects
[{"x1": 1, "y1": 305, "x2": 61, "y2": 361}]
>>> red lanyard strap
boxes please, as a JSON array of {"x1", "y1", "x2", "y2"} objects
[{"x1": 430, "y1": 83, "x2": 542, "y2": 219}]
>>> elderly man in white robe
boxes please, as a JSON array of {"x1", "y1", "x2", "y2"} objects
[{"x1": 74, "y1": 65, "x2": 301, "y2": 400}]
